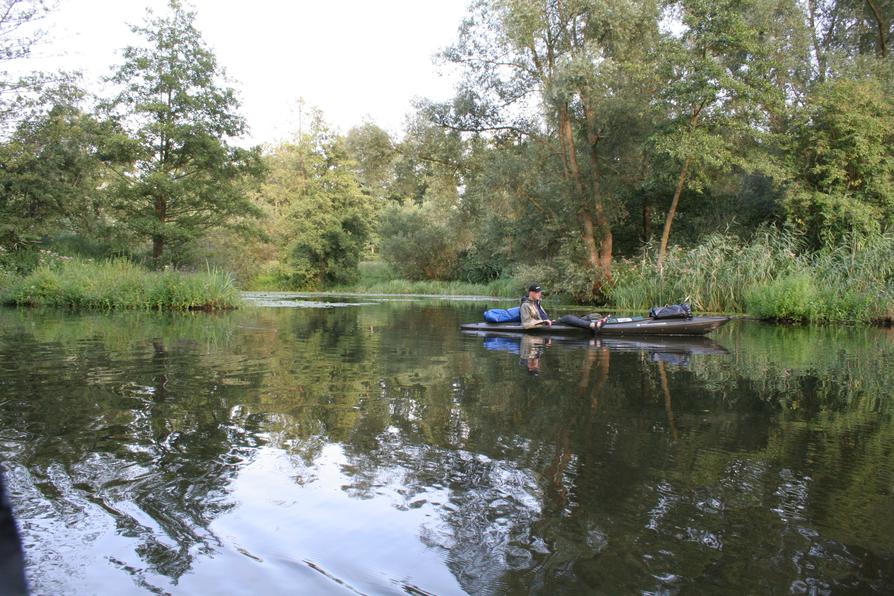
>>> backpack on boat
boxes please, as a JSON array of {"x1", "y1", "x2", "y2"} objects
[
  {"x1": 649, "y1": 302, "x2": 692, "y2": 320},
  {"x1": 483, "y1": 306, "x2": 521, "y2": 323}
]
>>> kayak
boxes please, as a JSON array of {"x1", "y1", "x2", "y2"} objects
[{"x1": 459, "y1": 316, "x2": 731, "y2": 336}]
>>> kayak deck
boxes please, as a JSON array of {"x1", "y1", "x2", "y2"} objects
[{"x1": 459, "y1": 316, "x2": 730, "y2": 336}]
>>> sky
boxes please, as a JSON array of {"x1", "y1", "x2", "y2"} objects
[{"x1": 23, "y1": 0, "x2": 470, "y2": 145}]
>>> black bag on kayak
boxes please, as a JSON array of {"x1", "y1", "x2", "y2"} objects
[{"x1": 649, "y1": 302, "x2": 692, "y2": 320}]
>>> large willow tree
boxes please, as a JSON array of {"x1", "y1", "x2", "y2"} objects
[
  {"x1": 436, "y1": 0, "x2": 663, "y2": 293},
  {"x1": 103, "y1": 0, "x2": 261, "y2": 265}
]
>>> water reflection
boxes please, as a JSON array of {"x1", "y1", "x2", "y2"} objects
[
  {"x1": 0, "y1": 307, "x2": 891, "y2": 594},
  {"x1": 470, "y1": 330, "x2": 729, "y2": 371}
]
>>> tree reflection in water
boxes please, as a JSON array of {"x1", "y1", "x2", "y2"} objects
[{"x1": 0, "y1": 306, "x2": 892, "y2": 594}]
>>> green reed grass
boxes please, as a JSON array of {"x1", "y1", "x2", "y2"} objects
[
  {"x1": 0, "y1": 258, "x2": 242, "y2": 310},
  {"x1": 608, "y1": 229, "x2": 800, "y2": 313},
  {"x1": 609, "y1": 229, "x2": 894, "y2": 323}
]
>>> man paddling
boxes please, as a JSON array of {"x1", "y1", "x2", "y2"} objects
[{"x1": 522, "y1": 284, "x2": 609, "y2": 332}]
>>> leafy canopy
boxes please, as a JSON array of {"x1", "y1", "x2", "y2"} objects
[{"x1": 102, "y1": 0, "x2": 262, "y2": 265}]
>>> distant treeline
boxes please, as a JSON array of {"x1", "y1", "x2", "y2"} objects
[{"x1": 0, "y1": 0, "x2": 892, "y2": 319}]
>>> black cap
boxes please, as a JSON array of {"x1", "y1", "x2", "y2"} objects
[{"x1": 528, "y1": 284, "x2": 542, "y2": 293}]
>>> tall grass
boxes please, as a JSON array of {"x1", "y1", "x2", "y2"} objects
[
  {"x1": 608, "y1": 229, "x2": 894, "y2": 323},
  {"x1": 746, "y1": 233, "x2": 894, "y2": 323},
  {"x1": 608, "y1": 229, "x2": 800, "y2": 313},
  {"x1": 0, "y1": 258, "x2": 242, "y2": 310}
]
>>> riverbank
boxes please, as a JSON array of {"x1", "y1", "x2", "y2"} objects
[
  {"x1": 0, "y1": 259, "x2": 241, "y2": 310},
  {"x1": 333, "y1": 231, "x2": 894, "y2": 325}
]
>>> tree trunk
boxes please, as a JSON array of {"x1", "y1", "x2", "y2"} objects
[
  {"x1": 807, "y1": 0, "x2": 827, "y2": 82},
  {"x1": 153, "y1": 196, "x2": 167, "y2": 266},
  {"x1": 558, "y1": 103, "x2": 602, "y2": 274},
  {"x1": 657, "y1": 100, "x2": 705, "y2": 271},
  {"x1": 657, "y1": 156, "x2": 691, "y2": 271},
  {"x1": 866, "y1": 0, "x2": 888, "y2": 57},
  {"x1": 642, "y1": 196, "x2": 652, "y2": 242},
  {"x1": 583, "y1": 98, "x2": 612, "y2": 288}
]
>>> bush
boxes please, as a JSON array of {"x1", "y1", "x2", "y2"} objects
[
  {"x1": 745, "y1": 274, "x2": 818, "y2": 321},
  {"x1": 247, "y1": 261, "x2": 293, "y2": 291},
  {"x1": 379, "y1": 204, "x2": 462, "y2": 280}
]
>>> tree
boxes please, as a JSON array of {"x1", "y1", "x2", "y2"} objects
[
  {"x1": 785, "y1": 77, "x2": 894, "y2": 248},
  {"x1": 806, "y1": 0, "x2": 893, "y2": 78},
  {"x1": 437, "y1": 0, "x2": 662, "y2": 293},
  {"x1": 345, "y1": 122, "x2": 399, "y2": 203},
  {"x1": 0, "y1": 0, "x2": 57, "y2": 134},
  {"x1": 102, "y1": 0, "x2": 262, "y2": 266},
  {"x1": 653, "y1": 0, "x2": 794, "y2": 269},
  {"x1": 256, "y1": 114, "x2": 376, "y2": 289},
  {"x1": 0, "y1": 85, "x2": 119, "y2": 260}
]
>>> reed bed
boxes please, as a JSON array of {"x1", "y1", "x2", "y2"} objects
[
  {"x1": 608, "y1": 230, "x2": 894, "y2": 323},
  {"x1": 0, "y1": 258, "x2": 242, "y2": 310},
  {"x1": 608, "y1": 230, "x2": 800, "y2": 313}
]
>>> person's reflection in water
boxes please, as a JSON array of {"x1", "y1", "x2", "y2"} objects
[{"x1": 519, "y1": 335, "x2": 551, "y2": 375}]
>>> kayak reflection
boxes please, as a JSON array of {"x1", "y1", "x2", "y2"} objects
[{"x1": 468, "y1": 329, "x2": 728, "y2": 368}]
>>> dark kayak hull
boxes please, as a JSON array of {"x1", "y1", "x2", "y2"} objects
[{"x1": 459, "y1": 316, "x2": 731, "y2": 336}]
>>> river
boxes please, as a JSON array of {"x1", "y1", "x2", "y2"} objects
[{"x1": 0, "y1": 296, "x2": 892, "y2": 594}]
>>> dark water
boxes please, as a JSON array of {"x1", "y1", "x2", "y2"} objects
[{"x1": 1, "y1": 298, "x2": 892, "y2": 595}]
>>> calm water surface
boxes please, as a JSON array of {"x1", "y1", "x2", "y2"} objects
[{"x1": 1, "y1": 297, "x2": 892, "y2": 594}]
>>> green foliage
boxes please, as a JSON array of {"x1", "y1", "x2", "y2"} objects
[
  {"x1": 250, "y1": 119, "x2": 376, "y2": 290},
  {"x1": 379, "y1": 204, "x2": 462, "y2": 281},
  {"x1": 344, "y1": 122, "x2": 398, "y2": 202},
  {"x1": 609, "y1": 229, "x2": 894, "y2": 321},
  {"x1": 785, "y1": 78, "x2": 894, "y2": 248},
  {"x1": 101, "y1": 0, "x2": 263, "y2": 265},
  {"x1": 744, "y1": 273, "x2": 820, "y2": 321},
  {"x1": 0, "y1": 96, "x2": 115, "y2": 254},
  {"x1": 0, "y1": 258, "x2": 241, "y2": 310},
  {"x1": 330, "y1": 260, "x2": 520, "y2": 298}
]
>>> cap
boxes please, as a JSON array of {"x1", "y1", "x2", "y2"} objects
[{"x1": 528, "y1": 284, "x2": 542, "y2": 293}]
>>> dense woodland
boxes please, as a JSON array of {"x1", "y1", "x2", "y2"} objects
[{"x1": 1, "y1": 0, "x2": 893, "y2": 319}]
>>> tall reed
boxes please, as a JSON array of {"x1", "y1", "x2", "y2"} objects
[
  {"x1": 608, "y1": 229, "x2": 801, "y2": 313},
  {"x1": 747, "y1": 233, "x2": 894, "y2": 322},
  {"x1": 608, "y1": 229, "x2": 894, "y2": 322}
]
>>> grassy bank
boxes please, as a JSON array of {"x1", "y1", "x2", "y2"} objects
[
  {"x1": 331, "y1": 234, "x2": 894, "y2": 324},
  {"x1": 0, "y1": 258, "x2": 242, "y2": 310}
]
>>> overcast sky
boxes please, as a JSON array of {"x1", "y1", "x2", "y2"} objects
[{"x1": 23, "y1": 0, "x2": 470, "y2": 145}]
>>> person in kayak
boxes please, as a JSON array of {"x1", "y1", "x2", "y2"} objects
[
  {"x1": 520, "y1": 284, "x2": 554, "y2": 328},
  {"x1": 521, "y1": 284, "x2": 609, "y2": 332}
]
